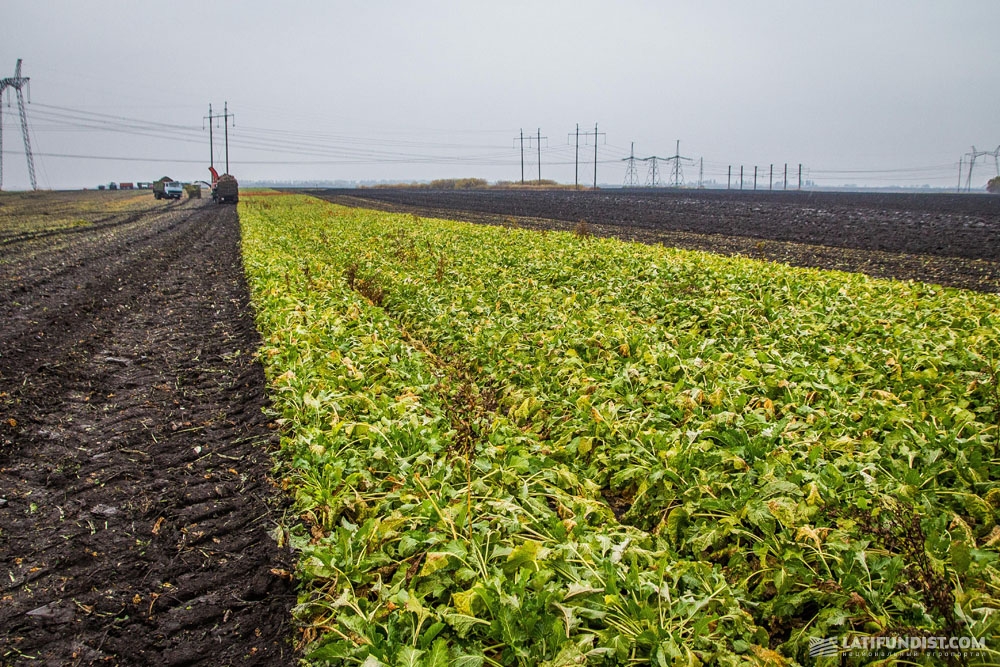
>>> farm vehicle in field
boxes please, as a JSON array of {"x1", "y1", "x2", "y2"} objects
[
  {"x1": 213, "y1": 175, "x2": 239, "y2": 204},
  {"x1": 209, "y1": 166, "x2": 239, "y2": 204},
  {"x1": 152, "y1": 177, "x2": 184, "y2": 200}
]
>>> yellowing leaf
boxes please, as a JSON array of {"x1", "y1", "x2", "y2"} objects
[
  {"x1": 766, "y1": 498, "x2": 798, "y2": 528},
  {"x1": 451, "y1": 588, "x2": 478, "y2": 616},
  {"x1": 418, "y1": 552, "x2": 451, "y2": 578},
  {"x1": 505, "y1": 540, "x2": 543, "y2": 571}
]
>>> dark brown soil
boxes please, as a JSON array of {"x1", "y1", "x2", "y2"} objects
[
  {"x1": 308, "y1": 188, "x2": 1000, "y2": 293},
  {"x1": 0, "y1": 193, "x2": 296, "y2": 666}
]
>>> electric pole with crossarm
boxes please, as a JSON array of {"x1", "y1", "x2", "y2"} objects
[
  {"x1": 568, "y1": 123, "x2": 606, "y2": 189},
  {"x1": 205, "y1": 102, "x2": 235, "y2": 175}
]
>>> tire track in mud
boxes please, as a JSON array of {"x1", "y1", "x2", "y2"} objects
[
  {"x1": 0, "y1": 198, "x2": 186, "y2": 247},
  {"x1": 0, "y1": 199, "x2": 295, "y2": 665}
]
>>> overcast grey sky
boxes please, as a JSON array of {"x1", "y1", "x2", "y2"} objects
[{"x1": 2, "y1": 0, "x2": 998, "y2": 190}]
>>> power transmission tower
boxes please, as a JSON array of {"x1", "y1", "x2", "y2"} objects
[
  {"x1": 964, "y1": 145, "x2": 997, "y2": 192},
  {"x1": 0, "y1": 59, "x2": 36, "y2": 191},
  {"x1": 664, "y1": 140, "x2": 692, "y2": 187},
  {"x1": 641, "y1": 155, "x2": 665, "y2": 187},
  {"x1": 968, "y1": 145, "x2": 1000, "y2": 192},
  {"x1": 622, "y1": 142, "x2": 640, "y2": 187}
]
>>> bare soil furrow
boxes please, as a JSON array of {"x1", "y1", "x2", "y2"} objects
[{"x1": 0, "y1": 193, "x2": 295, "y2": 666}]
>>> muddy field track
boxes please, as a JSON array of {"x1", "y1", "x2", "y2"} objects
[
  {"x1": 0, "y1": 194, "x2": 295, "y2": 666},
  {"x1": 308, "y1": 188, "x2": 1000, "y2": 292}
]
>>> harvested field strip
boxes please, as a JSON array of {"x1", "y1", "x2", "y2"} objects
[
  {"x1": 242, "y1": 193, "x2": 1000, "y2": 665},
  {"x1": 0, "y1": 194, "x2": 295, "y2": 664},
  {"x1": 0, "y1": 190, "x2": 163, "y2": 242}
]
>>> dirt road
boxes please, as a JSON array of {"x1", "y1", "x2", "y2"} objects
[{"x1": 0, "y1": 193, "x2": 295, "y2": 665}]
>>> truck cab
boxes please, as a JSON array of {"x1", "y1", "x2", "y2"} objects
[{"x1": 153, "y1": 179, "x2": 184, "y2": 200}]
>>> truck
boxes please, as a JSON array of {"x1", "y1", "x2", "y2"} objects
[
  {"x1": 210, "y1": 168, "x2": 239, "y2": 204},
  {"x1": 152, "y1": 177, "x2": 183, "y2": 200}
]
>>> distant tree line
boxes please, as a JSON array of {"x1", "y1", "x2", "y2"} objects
[{"x1": 364, "y1": 178, "x2": 573, "y2": 190}]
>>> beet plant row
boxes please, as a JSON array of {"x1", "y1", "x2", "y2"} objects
[{"x1": 241, "y1": 193, "x2": 1000, "y2": 666}]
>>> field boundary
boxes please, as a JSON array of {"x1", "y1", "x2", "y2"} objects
[{"x1": 310, "y1": 191, "x2": 1000, "y2": 293}]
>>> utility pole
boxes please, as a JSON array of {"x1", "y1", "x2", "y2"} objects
[
  {"x1": 0, "y1": 59, "x2": 36, "y2": 191},
  {"x1": 740, "y1": 165, "x2": 744, "y2": 190},
  {"x1": 574, "y1": 124, "x2": 579, "y2": 189},
  {"x1": 622, "y1": 142, "x2": 640, "y2": 187},
  {"x1": 698, "y1": 157, "x2": 704, "y2": 188},
  {"x1": 535, "y1": 128, "x2": 547, "y2": 182},
  {"x1": 514, "y1": 128, "x2": 546, "y2": 184},
  {"x1": 727, "y1": 165, "x2": 731, "y2": 190},
  {"x1": 784, "y1": 163, "x2": 788, "y2": 191},
  {"x1": 769, "y1": 164, "x2": 773, "y2": 191},
  {"x1": 753, "y1": 166, "x2": 758, "y2": 191},
  {"x1": 798, "y1": 163, "x2": 802, "y2": 191},
  {"x1": 203, "y1": 104, "x2": 215, "y2": 170},
  {"x1": 571, "y1": 123, "x2": 605, "y2": 189},
  {"x1": 223, "y1": 101, "x2": 233, "y2": 173},
  {"x1": 206, "y1": 102, "x2": 235, "y2": 174},
  {"x1": 537, "y1": 128, "x2": 541, "y2": 182},
  {"x1": 594, "y1": 123, "x2": 599, "y2": 188},
  {"x1": 520, "y1": 129, "x2": 524, "y2": 184}
]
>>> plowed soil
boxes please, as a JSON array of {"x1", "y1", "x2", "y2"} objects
[
  {"x1": 310, "y1": 188, "x2": 1000, "y2": 292},
  {"x1": 0, "y1": 192, "x2": 295, "y2": 666}
]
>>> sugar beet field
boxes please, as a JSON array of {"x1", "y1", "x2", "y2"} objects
[
  {"x1": 2, "y1": 188, "x2": 1000, "y2": 666},
  {"x1": 314, "y1": 188, "x2": 1000, "y2": 293}
]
